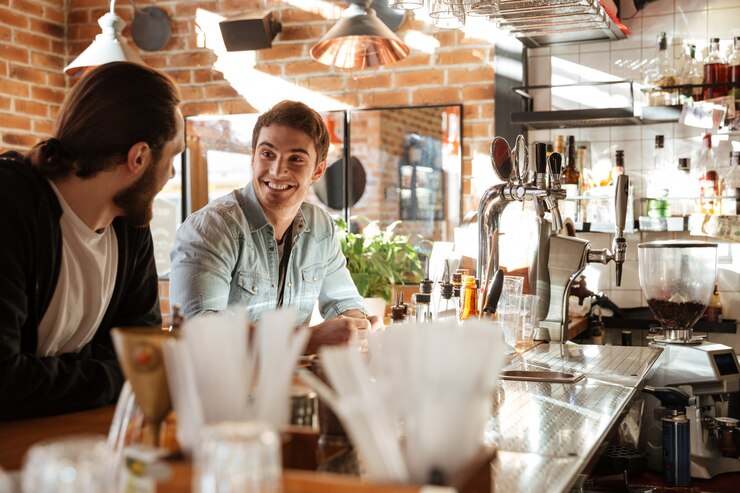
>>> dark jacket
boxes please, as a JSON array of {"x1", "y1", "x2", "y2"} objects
[{"x1": 0, "y1": 152, "x2": 161, "y2": 420}]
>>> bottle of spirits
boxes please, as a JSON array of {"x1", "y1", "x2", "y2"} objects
[
  {"x1": 721, "y1": 151, "x2": 740, "y2": 215},
  {"x1": 645, "y1": 32, "x2": 679, "y2": 106},
  {"x1": 696, "y1": 133, "x2": 720, "y2": 214},
  {"x1": 647, "y1": 135, "x2": 670, "y2": 218},
  {"x1": 576, "y1": 145, "x2": 591, "y2": 222},
  {"x1": 459, "y1": 276, "x2": 479, "y2": 322},
  {"x1": 729, "y1": 37, "x2": 740, "y2": 106},
  {"x1": 553, "y1": 135, "x2": 565, "y2": 156},
  {"x1": 560, "y1": 135, "x2": 580, "y2": 222},
  {"x1": 703, "y1": 38, "x2": 729, "y2": 100},
  {"x1": 680, "y1": 44, "x2": 704, "y2": 103},
  {"x1": 702, "y1": 284, "x2": 723, "y2": 322}
]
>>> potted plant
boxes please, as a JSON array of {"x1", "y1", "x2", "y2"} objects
[{"x1": 335, "y1": 218, "x2": 428, "y2": 315}]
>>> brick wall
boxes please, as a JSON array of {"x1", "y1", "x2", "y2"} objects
[
  {"x1": 62, "y1": 0, "x2": 495, "y2": 215},
  {"x1": 0, "y1": 0, "x2": 66, "y2": 152}
]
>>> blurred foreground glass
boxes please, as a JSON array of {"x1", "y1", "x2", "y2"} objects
[
  {"x1": 497, "y1": 276, "x2": 524, "y2": 347},
  {"x1": 22, "y1": 436, "x2": 118, "y2": 493},
  {"x1": 195, "y1": 421, "x2": 282, "y2": 493}
]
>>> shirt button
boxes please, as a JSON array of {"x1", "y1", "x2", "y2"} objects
[
  {"x1": 271, "y1": 283, "x2": 275, "y2": 288},
  {"x1": 313, "y1": 276, "x2": 318, "y2": 281},
  {"x1": 288, "y1": 282, "x2": 293, "y2": 288},
  {"x1": 252, "y1": 286, "x2": 258, "y2": 292},
  {"x1": 269, "y1": 247, "x2": 274, "y2": 252}
]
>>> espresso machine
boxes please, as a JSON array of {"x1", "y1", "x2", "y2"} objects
[
  {"x1": 477, "y1": 135, "x2": 629, "y2": 341},
  {"x1": 638, "y1": 241, "x2": 740, "y2": 478}
]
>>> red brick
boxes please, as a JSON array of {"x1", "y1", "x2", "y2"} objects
[
  {"x1": 66, "y1": 10, "x2": 88, "y2": 24},
  {"x1": 170, "y1": 51, "x2": 215, "y2": 67},
  {"x1": 462, "y1": 84, "x2": 494, "y2": 101},
  {"x1": 166, "y1": 69, "x2": 192, "y2": 84},
  {"x1": 361, "y1": 90, "x2": 409, "y2": 108},
  {"x1": 301, "y1": 75, "x2": 344, "y2": 92},
  {"x1": 44, "y1": 4, "x2": 64, "y2": 24},
  {"x1": 29, "y1": 18, "x2": 64, "y2": 38},
  {"x1": 9, "y1": 64, "x2": 45, "y2": 84},
  {"x1": 31, "y1": 86, "x2": 64, "y2": 104},
  {"x1": 221, "y1": 0, "x2": 261, "y2": 11},
  {"x1": 393, "y1": 53, "x2": 431, "y2": 68},
  {"x1": 335, "y1": 92, "x2": 359, "y2": 107},
  {"x1": 0, "y1": 23, "x2": 10, "y2": 41},
  {"x1": 411, "y1": 87, "x2": 459, "y2": 105},
  {"x1": 283, "y1": 59, "x2": 325, "y2": 75},
  {"x1": 15, "y1": 99, "x2": 48, "y2": 117},
  {"x1": 448, "y1": 66, "x2": 494, "y2": 85},
  {"x1": 281, "y1": 8, "x2": 325, "y2": 23},
  {"x1": 0, "y1": 79, "x2": 29, "y2": 97},
  {"x1": 0, "y1": 97, "x2": 9, "y2": 111},
  {"x1": 279, "y1": 24, "x2": 324, "y2": 42},
  {"x1": 396, "y1": 69, "x2": 445, "y2": 87},
  {"x1": 3, "y1": 133, "x2": 37, "y2": 148},
  {"x1": 347, "y1": 73, "x2": 391, "y2": 91},
  {"x1": 257, "y1": 44, "x2": 304, "y2": 61},
  {"x1": 255, "y1": 64, "x2": 281, "y2": 76},
  {"x1": 140, "y1": 55, "x2": 167, "y2": 68},
  {"x1": 66, "y1": 25, "x2": 99, "y2": 43},
  {"x1": 434, "y1": 30, "x2": 457, "y2": 47},
  {"x1": 3, "y1": 45, "x2": 28, "y2": 63},
  {"x1": 182, "y1": 101, "x2": 220, "y2": 116},
  {"x1": 1, "y1": 114, "x2": 32, "y2": 131},
  {"x1": 0, "y1": 7, "x2": 29, "y2": 29},
  {"x1": 204, "y1": 84, "x2": 241, "y2": 99},
  {"x1": 0, "y1": 61, "x2": 6, "y2": 78},
  {"x1": 11, "y1": 0, "x2": 43, "y2": 17},
  {"x1": 179, "y1": 86, "x2": 203, "y2": 101},
  {"x1": 16, "y1": 31, "x2": 51, "y2": 51},
  {"x1": 174, "y1": 2, "x2": 214, "y2": 17},
  {"x1": 220, "y1": 100, "x2": 258, "y2": 114},
  {"x1": 33, "y1": 119, "x2": 53, "y2": 135},
  {"x1": 46, "y1": 72, "x2": 65, "y2": 88},
  {"x1": 436, "y1": 49, "x2": 489, "y2": 65},
  {"x1": 31, "y1": 52, "x2": 64, "y2": 70}
]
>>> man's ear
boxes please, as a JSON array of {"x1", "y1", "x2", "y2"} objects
[
  {"x1": 311, "y1": 159, "x2": 327, "y2": 183},
  {"x1": 125, "y1": 142, "x2": 152, "y2": 175}
]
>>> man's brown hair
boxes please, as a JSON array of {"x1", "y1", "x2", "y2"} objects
[
  {"x1": 28, "y1": 62, "x2": 182, "y2": 179},
  {"x1": 251, "y1": 100, "x2": 330, "y2": 166}
]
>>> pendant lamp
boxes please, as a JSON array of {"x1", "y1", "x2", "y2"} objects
[
  {"x1": 65, "y1": 0, "x2": 145, "y2": 77},
  {"x1": 310, "y1": 0, "x2": 409, "y2": 70}
]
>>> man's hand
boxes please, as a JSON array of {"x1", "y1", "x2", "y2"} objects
[{"x1": 306, "y1": 310, "x2": 382, "y2": 354}]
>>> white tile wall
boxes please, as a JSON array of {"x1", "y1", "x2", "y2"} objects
[{"x1": 525, "y1": 0, "x2": 740, "y2": 348}]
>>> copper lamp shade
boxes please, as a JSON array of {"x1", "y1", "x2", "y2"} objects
[{"x1": 310, "y1": 2, "x2": 409, "y2": 70}]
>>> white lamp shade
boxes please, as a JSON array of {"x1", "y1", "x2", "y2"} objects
[{"x1": 65, "y1": 11, "x2": 145, "y2": 77}]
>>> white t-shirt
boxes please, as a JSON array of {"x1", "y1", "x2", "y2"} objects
[{"x1": 36, "y1": 181, "x2": 118, "y2": 357}]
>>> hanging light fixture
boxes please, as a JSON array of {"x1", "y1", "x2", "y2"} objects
[
  {"x1": 310, "y1": 0, "x2": 410, "y2": 70},
  {"x1": 64, "y1": 0, "x2": 145, "y2": 77}
]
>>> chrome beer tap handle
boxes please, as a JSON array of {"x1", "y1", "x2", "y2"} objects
[{"x1": 612, "y1": 174, "x2": 629, "y2": 286}]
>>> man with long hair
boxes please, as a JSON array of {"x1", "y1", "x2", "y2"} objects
[{"x1": 0, "y1": 62, "x2": 184, "y2": 419}]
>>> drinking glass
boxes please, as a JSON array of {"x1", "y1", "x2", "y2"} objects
[
  {"x1": 497, "y1": 276, "x2": 524, "y2": 348},
  {"x1": 21, "y1": 435, "x2": 119, "y2": 493},
  {"x1": 194, "y1": 421, "x2": 282, "y2": 493},
  {"x1": 514, "y1": 294, "x2": 537, "y2": 346}
]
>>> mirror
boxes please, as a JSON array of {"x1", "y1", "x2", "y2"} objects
[
  {"x1": 490, "y1": 136, "x2": 513, "y2": 182},
  {"x1": 181, "y1": 105, "x2": 462, "y2": 242}
]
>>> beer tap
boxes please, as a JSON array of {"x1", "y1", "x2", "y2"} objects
[{"x1": 585, "y1": 174, "x2": 630, "y2": 286}]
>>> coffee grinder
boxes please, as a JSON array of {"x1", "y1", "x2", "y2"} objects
[{"x1": 638, "y1": 241, "x2": 740, "y2": 478}]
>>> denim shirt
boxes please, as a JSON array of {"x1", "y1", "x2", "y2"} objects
[{"x1": 169, "y1": 182, "x2": 366, "y2": 325}]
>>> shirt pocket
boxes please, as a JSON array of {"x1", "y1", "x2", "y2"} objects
[
  {"x1": 299, "y1": 263, "x2": 327, "y2": 313},
  {"x1": 236, "y1": 271, "x2": 272, "y2": 317}
]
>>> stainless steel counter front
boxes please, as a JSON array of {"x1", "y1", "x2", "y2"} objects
[{"x1": 488, "y1": 344, "x2": 663, "y2": 493}]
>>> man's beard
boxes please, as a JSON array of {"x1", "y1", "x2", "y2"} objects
[{"x1": 113, "y1": 160, "x2": 160, "y2": 227}]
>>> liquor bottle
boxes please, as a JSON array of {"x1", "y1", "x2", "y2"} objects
[
  {"x1": 702, "y1": 284, "x2": 723, "y2": 322},
  {"x1": 703, "y1": 38, "x2": 729, "y2": 100},
  {"x1": 451, "y1": 269, "x2": 467, "y2": 320},
  {"x1": 721, "y1": 151, "x2": 740, "y2": 215},
  {"x1": 459, "y1": 276, "x2": 480, "y2": 322},
  {"x1": 644, "y1": 32, "x2": 679, "y2": 106},
  {"x1": 670, "y1": 158, "x2": 696, "y2": 216},
  {"x1": 560, "y1": 135, "x2": 580, "y2": 222},
  {"x1": 576, "y1": 145, "x2": 591, "y2": 221},
  {"x1": 696, "y1": 133, "x2": 720, "y2": 214},
  {"x1": 680, "y1": 44, "x2": 703, "y2": 103},
  {"x1": 647, "y1": 135, "x2": 671, "y2": 218},
  {"x1": 553, "y1": 135, "x2": 565, "y2": 156},
  {"x1": 729, "y1": 37, "x2": 740, "y2": 105}
]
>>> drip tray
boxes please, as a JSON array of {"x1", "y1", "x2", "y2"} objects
[{"x1": 500, "y1": 370, "x2": 584, "y2": 383}]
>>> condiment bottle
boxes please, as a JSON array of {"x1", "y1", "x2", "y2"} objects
[
  {"x1": 413, "y1": 293, "x2": 432, "y2": 324},
  {"x1": 459, "y1": 276, "x2": 480, "y2": 322}
]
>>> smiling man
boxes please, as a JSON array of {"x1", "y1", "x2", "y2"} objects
[{"x1": 170, "y1": 101, "x2": 377, "y2": 352}]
